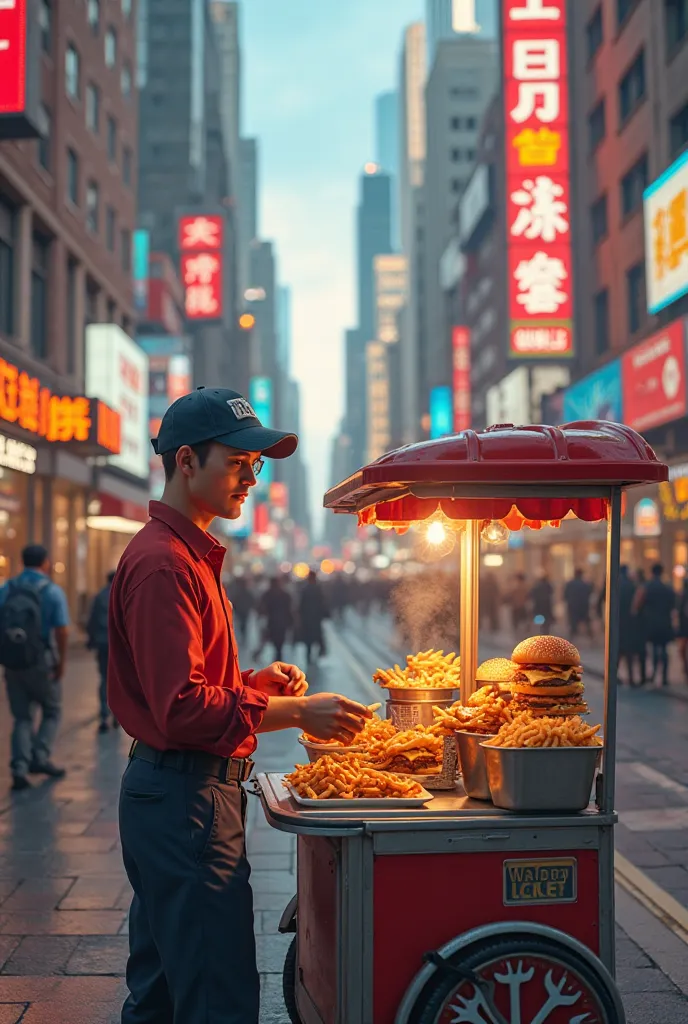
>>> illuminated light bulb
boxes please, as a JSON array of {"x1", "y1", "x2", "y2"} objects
[
  {"x1": 427, "y1": 521, "x2": 447, "y2": 546},
  {"x1": 481, "y1": 520, "x2": 510, "y2": 545}
]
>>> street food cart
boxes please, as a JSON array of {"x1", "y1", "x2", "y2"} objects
[{"x1": 256, "y1": 422, "x2": 668, "y2": 1024}]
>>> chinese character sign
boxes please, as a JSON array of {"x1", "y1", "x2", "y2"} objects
[
  {"x1": 644, "y1": 151, "x2": 688, "y2": 315},
  {"x1": 452, "y1": 326, "x2": 471, "y2": 432},
  {"x1": 0, "y1": 0, "x2": 25, "y2": 118},
  {"x1": 503, "y1": 0, "x2": 573, "y2": 357},
  {"x1": 178, "y1": 214, "x2": 224, "y2": 321}
]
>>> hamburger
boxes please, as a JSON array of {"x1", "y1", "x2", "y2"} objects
[
  {"x1": 470, "y1": 658, "x2": 517, "y2": 705},
  {"x1": 510, "y1": 635, "x2": 587, "y2": 717},
  {"x1": 375, "y1": 750, "x2": 441, "y2": 775}
]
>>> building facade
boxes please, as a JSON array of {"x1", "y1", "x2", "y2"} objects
[{"x1": 0, "y1": 0, "x2": 147, "y2": 621}]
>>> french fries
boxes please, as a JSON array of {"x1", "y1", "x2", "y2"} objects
[
  {"x1": 373, "y1": 649, "x2": 461, "y2": 689},
  {"x1": 432, "y1": 693, "x2": 514, "y2": 736},
  {"x1": 302, "y1": 714, "x2": 396, "y2": 747},
  {"x1": 364, "y1": 725, "x2": 444, "y2": 773},
  {"x1": 484, "y1": 711, "x2": 602, "y2": 748},
  {"x1": 286, "y1": 754, "x2": 424, "y2": 799}
]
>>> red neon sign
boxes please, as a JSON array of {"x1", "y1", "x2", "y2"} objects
[
  {"x1": 503, "y1": 0, "x2": 573, "y2": 358},
  {"x1": 0, "y1": 0, "x2": 26, "y2": 117},
  {"x1": 179, "y1": 215, "x2": 224, "y2": 321},
  {"x1": 452, "y1": 327, "x2": 471, "y2": 432},
  {"x1": 178, "y1": 215, "x2": 223, "y2": 252}
]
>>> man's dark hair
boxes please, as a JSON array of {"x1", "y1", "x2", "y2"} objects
[
  {"x1": 161, "y1": 441, "x2": 212, "y2": 481},
  {"x1": 22, "y1": 544, "x2": 49, "y2": 568},
  {"x1": 651, "y1": 563, "x2": 664, "y2": 578}
]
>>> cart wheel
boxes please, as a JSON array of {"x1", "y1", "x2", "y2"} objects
[
  {"x1": 413, "y1": 934, "x2": 624, "y2": 1024},
  {"x1": 282, "y1": 936, "x2": 303, "y2": 1024}
]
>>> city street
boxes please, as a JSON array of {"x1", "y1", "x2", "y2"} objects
[{"x1": 0, "y1": 619, "x2": 682, "y2": 1021}]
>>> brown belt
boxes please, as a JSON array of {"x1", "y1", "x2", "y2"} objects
[{"x1": 128, "y1": 739, "x2": 254, "y2": 784}]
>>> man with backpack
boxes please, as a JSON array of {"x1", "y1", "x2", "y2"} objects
[
  {"x1": 87, "y1": 570, "x2": 117, "y2": 733},
  {"x1": 0, "y1": 545, "x2": 70, "y2": 791}
]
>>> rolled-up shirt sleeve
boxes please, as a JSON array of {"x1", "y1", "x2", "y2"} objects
[{"x1": 124, "y1": 567, "x2": 267, "y2": 756}]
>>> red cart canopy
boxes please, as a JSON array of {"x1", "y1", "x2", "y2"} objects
[{"x1": 323, "y1": 421, "x2": 668, "y2": 531}]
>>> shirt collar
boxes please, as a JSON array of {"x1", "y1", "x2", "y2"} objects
[{"x1": 148, "y1": 501, "x2": 225, "y2": 562}]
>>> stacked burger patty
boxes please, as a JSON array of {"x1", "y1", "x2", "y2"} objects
[{"x1": 509, "y1": 635, "x2": 588, "y2": 717}]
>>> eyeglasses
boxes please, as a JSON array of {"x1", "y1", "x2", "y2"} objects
[{"x1": 251, "y1": 458, "x2": 265, "y2": 477}]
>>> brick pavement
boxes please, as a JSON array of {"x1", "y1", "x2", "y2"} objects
[{"x1": 0, "y1": 637, "x2": 682, "y2": 1022}]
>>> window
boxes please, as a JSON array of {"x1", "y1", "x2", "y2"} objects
[
  {"x1": 39, "y1": 0, "x2": 52, "y2": 53},
  {"x1": 107, "y1": 298, "x2": 117, "y2": 322},
  {"x1": 619, "y1": 50, "x2": 646, "y2": 125},
  {"x1": 122, "y1": 0, "x2": 132, "y2": 17},
  {"x1": 666, "y1": 0, "x2": 688, "y2": 53},
  {"x1": 670, "y1": 101, "x2": 688, "y2": 158},
  {"x1": 617, "y1": 0, "x2": 640, "y2": 26},
  {"x1": 106, "y1": 206, "x2": 116, "y2": 252},
  {"x1": 66, "y1": 148, "x2": 79, "y2": 205},
  {"x1": 31, "y1": 234, "x2": 50, "y2": 359},
  {"x1": 588, "y1": 98, "x2": 606, "y2": 151},
  {"x1": 66, "y1": 258, "x2": 77, "y2": 374},
  {"x1": 451, "y1": 148, "x2": 462, "y2": 162},
  {"x1": 86, "y1": 83, "x2": 100, "y2": 133},
  {"x1": 587, "y1": 6, "x2": 603, "y2": 60},
  {"x1": 594, "y1": 290, "x2": 609, "y2": 355},
  {"x1": 121, "y1": 63, "x2": 132, "y2": 98},
  {"x1": 0, "y1": 201, "x2": 15, "y2": 336},
  {"x1": 121, "y1": 228, "x2": 131, "y2": 272},
  {"x1": 620, "y1": 153, "x2": 648, "y2": 217},
  {"x1": 123, "y1": 145, "x2": 132, "y2": 186},
  {"x1": 627, "y1": 262, "x2": 645, "y2": 334},
  {"x1": 86, "y1": 181, "x2": 99, "y2": 233},
  {"x1": 87, "y1": 0, "x2": 100, "y2": 34},
  {"x1": 107, "y1": 116, "x2": 117, "y2": 162},
  {"x1": 467, "y1": 148, "x2": 476, "y2": 161},
  {"x1": 466, "y1": 116, "x2": 477, "y2": 129},
  {"x1": 451, "y1": 179, "x2": 463, "y2": 194},
  {"x1": 65, "y1": 44, "x2": 80, "y2": 99},
  {"x1": 591, "y1": 195, "x2": 608, "y2": 245},
  {"x1": 450, "y1": 116, "x2": 461, "y2": 130},
  {"x1": 38, "y1": 105, "x2": 51, "y2": 171},
  {"x1": 105, "y1": 27, "x2": 117, "y2": 68}
]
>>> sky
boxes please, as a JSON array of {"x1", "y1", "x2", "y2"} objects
[{"x1": 241, "y1": 0, "x2": 424, "y2": 531}]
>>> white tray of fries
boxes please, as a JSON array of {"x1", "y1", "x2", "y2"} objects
[{"x1": 284, "y1": 781, "x2": 434, "y2": 808}]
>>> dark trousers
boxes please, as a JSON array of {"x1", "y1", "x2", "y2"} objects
[
  {"x1": 652, "y1": 642, "x2": 669, "y2": 685},
  {"x1": 119, "y1": 757, "x2": 259, "y2": 1024},
  {"x1": 96, "y1": 645, "x2": 109, "y2": 721},
  {"x1": 5, "y1": 667, "x2": 61, "y2": 776}
]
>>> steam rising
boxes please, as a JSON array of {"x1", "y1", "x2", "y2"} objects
[{"x1": 391, "y1": 569, "x2": 460, "y2": 653}]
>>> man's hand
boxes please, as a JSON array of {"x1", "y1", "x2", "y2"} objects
[
  {"x1": 298, "y1": 693, "x2": 372, "y2": 744},
  {"x1": 251, "y1": 662, "x2": 308, "y2": 697}
]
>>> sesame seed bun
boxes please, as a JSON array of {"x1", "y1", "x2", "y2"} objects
[
  {"x1": 476, "y1": 658, "x2": 517, "y2": 684},
  {"x1": 512, "y1": 635, "x2": 581, "y2": 667}
]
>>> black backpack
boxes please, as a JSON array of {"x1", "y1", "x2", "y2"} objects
[{"x1": 0, "y1": 577, "x2": 49, "y2": 671}]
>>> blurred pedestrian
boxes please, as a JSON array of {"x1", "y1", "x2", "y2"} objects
[
  {"x1": 480, "y1": 573, "x2": 501, "y2": 633},
  {"x1": 564, "y1": 568, "x2": 593, "y2": 639},
  {"x1": 636, "y1": 563, "x2": 675, "y2": 686},
  {"x1": 616, "y1": 566, "x2": 641, "y2": 686},
  {"x1": 530, "y1": 571, "x2": 554, "y2": 634},
  {"x1": 298, "y1": 570, "x2": 329, "y2": 664},
  {"x1": 508, "y1": 572, "x2": 530, "y2": 634},
  {"x1": 0, "y1": 544, "x2": 69, "y2": 790},
  {"x1": 256, "y1": 575, "x2": 293, "y2": 662},
  {"x1": 676, "y1": 574, "x2": 688, "y2": 682},
  {"x1": 87, "y1": 570, "x2": 117, "y2": 733},
  {"x1": 226, "y1": 574, "x2": 253, "y2": 644}
]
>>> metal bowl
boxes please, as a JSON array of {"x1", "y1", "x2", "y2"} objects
[
  {"x1": 382, "y1": 686, "x2": 458, "y2": 702},
  {"x1": 480, "y1": 744, "x2": 602, "y2": 812},
  {"x1": 386, "y1": 693, "x2": 456, "y2": 730},
  {"x1": 454, "y1": 730, "x2": 497, "y2": 801},
  {"x1": 297, "y1": 735, "x2": 364, "y2": 764}
]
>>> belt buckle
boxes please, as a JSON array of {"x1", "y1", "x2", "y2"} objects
[{"x1": 225, "y1": 758, "x2": 255, "y2": 784}]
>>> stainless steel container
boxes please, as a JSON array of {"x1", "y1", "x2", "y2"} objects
[
  {"x1": 384, "y1": 687, "x2": 457, "y2": 729},
  {"x1": 480, "y1": 744, "x2": 602, "y2": 812},
  {"x1": 454, "y1": 731, "x2": 497, "y2": 801}
]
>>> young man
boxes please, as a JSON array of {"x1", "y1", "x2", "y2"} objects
[
  {"x1": 86, "y1": 570, "x2": 117, "y2": 732},
  {"x1": 0, "y1": 544, "x2": 69, "y2": 791},
  {"x1": 109, "y1": 387, "x2": 370, "y2": 1024}
]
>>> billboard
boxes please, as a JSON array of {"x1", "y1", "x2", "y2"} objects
[
  {"x1": 503, "y1": 0, "x2": 573, "y2": 358},
  {"x1": 622, "y1": 319, "x2": 687, "y2": 433},
  {"x1": 430, "y1": 386, "x2": 452, "y2": 439},
  {"x1": 452, "y1": 326, "x2": 471, "y2": 431},
  {"x1": 178, "y1": 213, "x2": 224, "y2": 321},
  {"x1": 0, "y1": 0, "x2": 41, "y2": 138},
  {"x1": 86, "y1": 326, "x2": 149, "y2": 479},
  {"x1": 562, "y1": 359, "x2": 622, "y2": 424},
  {"x1": 132, "y1": 230, "x2": 150, "y2": 313},
  {"x1": 644, "y1": 150, "x2": 688, "y2": 315}
]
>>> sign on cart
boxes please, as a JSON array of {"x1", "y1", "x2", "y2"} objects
[{"x1": 503, "y1": 857, "x2": 577, "y2": 905}]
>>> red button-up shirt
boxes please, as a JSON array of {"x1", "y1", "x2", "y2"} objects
[{"x1": 108, "y1": 501, "x2": 268, "y2": 757}]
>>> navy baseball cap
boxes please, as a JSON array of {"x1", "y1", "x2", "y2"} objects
[{"x1": 151, "y1": 387, "x2": 298, "y2": 459}]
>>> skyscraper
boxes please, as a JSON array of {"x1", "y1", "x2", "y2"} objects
[
  {"x1": 426, "y1": 0, "x2": 498, "y2": 66},
  {"x1": 277, "y1": 286, "x2": 292, "y2": 376},
  {"x1": 239, "y1": 137, "x2": 259, "y2": 291},
  {"x1": 375, "y1": 92, "x2": 400, "y2": 248},
  {"x1": 357, "y1": 167, "x2": 392, "y2": 343}
]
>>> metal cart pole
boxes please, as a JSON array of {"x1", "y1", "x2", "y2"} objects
[
  {"x1": 459, "y1": 518, "x2": 481, "y2": 706},
  {"x1": 601, "y1": 486, "x2": 622, "y2": 815}
]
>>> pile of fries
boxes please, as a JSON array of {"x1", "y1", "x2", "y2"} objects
[
  {"x1": 285, "y1": 754, "x2": 424, "y2": 799},
  {"x1": 364, "y1": 724, "x2": 444, "y2": 773},
  {"x1": 303, "y1": 714, "x2": 397, "y2": 747},
  {"x1": 433, "y1": 693, "x2": 514, "y2": 736},
  {"x1": 484, "y1": 711, "x2": 602, "y2": 748},
  {"x1": 373, "y1": 649, "x2": 461, "y2": 689}
]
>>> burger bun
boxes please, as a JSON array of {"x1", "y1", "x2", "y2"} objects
[
  {"x1": 512, "y1": 635, "x2": 581, "y2": 667},
  {"x1": 476, "y1": 658, "x2": 517, "y2": 683}
]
